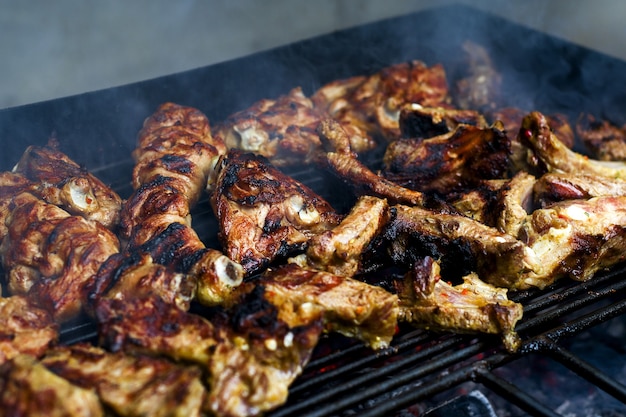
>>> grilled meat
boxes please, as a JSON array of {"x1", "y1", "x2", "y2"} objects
[
  {"x1": 95, "y1": 290, "x2": 322, "y2": 417},
  {"x1": 257, "y1": 263, "x2": 399, "y2": 350},
  {"x1": 121, "y1": 102, "x2": 244, "y2": 305},
  {"x1": 313, "y1": 60, "x2": 450, "y2": 141},
  {"x1": 396, "y1": 256, "x2": 522, "y2": 351},
  {"x1": 317, "y1": 118, "x2": 429, "y2": 207},
  {"x1": 517, "y1": 195, "x2": 626, "y2": 286},
  {"x1": 210, "y1": 149, "x2": 342, "y2": 276},
  {"x1": 122, "y1": 102, "x2": 225, "y2": 246},
  {"x1": 85, "y1": 249, "x2": 196, "y2": 313},
  {"x1": 535, "y1": 172, "x2": 626, "y2": 206},
  {"x1": 398, "y1": 104, "x2": 487, "y2": 140},
  {"x1": 304, "y1": 195, "x2": 390, "y2": 277},
  {"x1": 520, "y1": 111, "x2": 626, "y2": 178},
  {"x1": 0, "y1": 171, "x2": 35, "y2": 242},
  {"x1": 214, "y1": 87, "x2": 374, "y2": 166},
  {"x1": 374, "y1": 204, "x2": 538, "y2": 288},
  {"x1": 576, "y1": 112, "x2": 626, "y2": 161},
  {"x1": 492, "y1": 171, "x2": 537, "y2": 237},
  {"x1": 490, "y1": 108, "x2": 574, "y2": 175},
  {"x1": 451, "y1": 171, "x2": 536, "y2": 237},
  {"x1": 12, "y1": 142, "x2": 122, "y2": 230},
  {"x1": 0, "y1": 192, "x2": 119, "y2": 322},
  {"x1": 382, "y1": 122, "x2": 511, "y2": 197},
  {"x1": 0, "y1": 295, "x2": 58, "y2": 365},
  {"x1": 41, "y1": 343, "x2": 208, "y2": 417},
  {"x1": 0, "y1": 354, "x2": 104, "y2": 417}
]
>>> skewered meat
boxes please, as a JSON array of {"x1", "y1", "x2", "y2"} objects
[
  {"x1": 12, "y1": 142, "x2": 122, "y2": 230},
  {"x1": 303, "y1": 195, "x2": 390, "y2": 277},
  {"x1": 313, "y1": 60, "x2": 450, "y2": 141},
  {"x1": 121, "y1": 102, "x2": 244, "y2": 305},
  {"x1": 396, "y1": 256, "x2": 522, "y2": 352},
  {"x1": 382, "y1": 122, "x2": 511, "y2": 197},
  {"x1": 95, "y1": 290, "x2": 323, "y2": 417},
  {"x1": 519, "y1": 111, "x2": 626, "y2": 178},
  {"x1": 257, "y1": 263, "x2": 399, "y2": 349},
  {"x1": 41, "y1": 343, "x2": 208, "y2": 417},
  {"x1": 0, "y1": 354, "x2": 104, "y2": 417},
  {"x1": 214, "y1": 87, "x2": 374, "y2": 166},
  {"x1": 0, "y1": 192, "x2": 120, "y2": 322},
  {"x1": 534, "y1": 172, "x2": 626, "y2": 206},
  {"x1": 316, "y1": 118, "x2": 430, "y2": 207},
  {"x1": 0, "y1": 295, "x2": 58, "y2": 365},
  {"x1": 398, "y1": 104, "x2": 487, "y2": 140},
  {"x1": 210, "y1": 149, "x2": 342, "y2": 275},
  {"x1": 576, "y1": 112, "x2": 626, "y2": 161}
]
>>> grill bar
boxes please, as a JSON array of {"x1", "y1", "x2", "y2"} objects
[
  {"x1": 547, "y1": 343, "x2": 626, "y2": 403},
  {"x1": 475, "y1": 368, "x2": 562, "y2": 417}
]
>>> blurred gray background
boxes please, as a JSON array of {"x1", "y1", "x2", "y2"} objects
[{"x1": 1, "y1": 0, "x2": 625, "y2": 109}]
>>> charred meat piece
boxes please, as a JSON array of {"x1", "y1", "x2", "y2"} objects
[
  {"x1": 13, "y1": 141, "x2": 123, "y2": 230},
  {"x1": 535, "y1": 172, "x2": 626, "y2": 206},
  {"x1": 454, "y1": 41, "x2": 502, "y2": 111},
  {"x1": 518, "y1": 195, "x2": 626, "y2": 287},
  {"x1": 382, "y1": 123, "x2": 511, "y2": 197},
  {"x1": 317, "y1": 119, "x2": 429, "y2": 207},
  {"x1": 313, "y1": 60, "x2": 450, "y2": 141},
  {"x1": 42, "y1": 343, "x2": 208, "y2": 417},
  {"x1": 257, "y1": 263, "x2": 399, "y2": 350},
  {"x1": 451, "y1": 171, "x2": 536, "y2": 237},
  {"x1": 520, "y1": 111, "x2": 626, "y2": 178},
  {"x1": 85, "y1": 250, "x2": 196, "y2": 314},
  {"x1": 96, "y1": 290, "x2": 322, "y2": 417},
  {"x1": 0, "y1": 295, "x2": 58, "y2": 365},
  {"x1": 491, "y1": 108, "x2": 574, "y2": 175},
  {"x1": 0, "y1": 171, "x2": 35, "y2": 241},
  {"x1": 576, "y1": 112, "x2": 626, "y2": 161},
  {"x1": 210, "y1": 149, "x2": 342, "y2": 276},
  {"x1": 215, "y1": 87, "x2": 374, "y2": 166},
  {"x1": 132, "y1": 102, "x2": 225, "y2": 200},
  {"x1": 492, "y1": 171, "x2": 537, "y2": 237},
  {"x1": 303, "y1": 195, "x2": 390, "y2": 277},
  {"x1": 450, "y1": 179, "x2": 507, "y2": 224},
  {"x1": 399, "y1": 104, "x2": 487, "y2": 140},
  {"x1": 0, "y1": 354, "x2": 104, "y2": 417},
  {"x1": 122, "y1": 102, "x2": 225, "y2": 245},
  {"x1": 396, "y1": 257, "x2": 522, "y2": 352},
  {"x1": 0, "y1": 192, "x2": 120, "y2": 322},
  {"x1": 372, "y1": 204, "x2": 538, "y2": 288},
  {"x1": 121, "y1": 103, "x2": 244, "y2": 305}
]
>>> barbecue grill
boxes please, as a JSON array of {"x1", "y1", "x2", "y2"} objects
[{"x1": 2, "y1": 4, "x2": 626, "y2": 416}]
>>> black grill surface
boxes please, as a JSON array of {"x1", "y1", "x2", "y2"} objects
[{"x1": 2, "y1": 5, "x2": 626, "y2": 416}]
